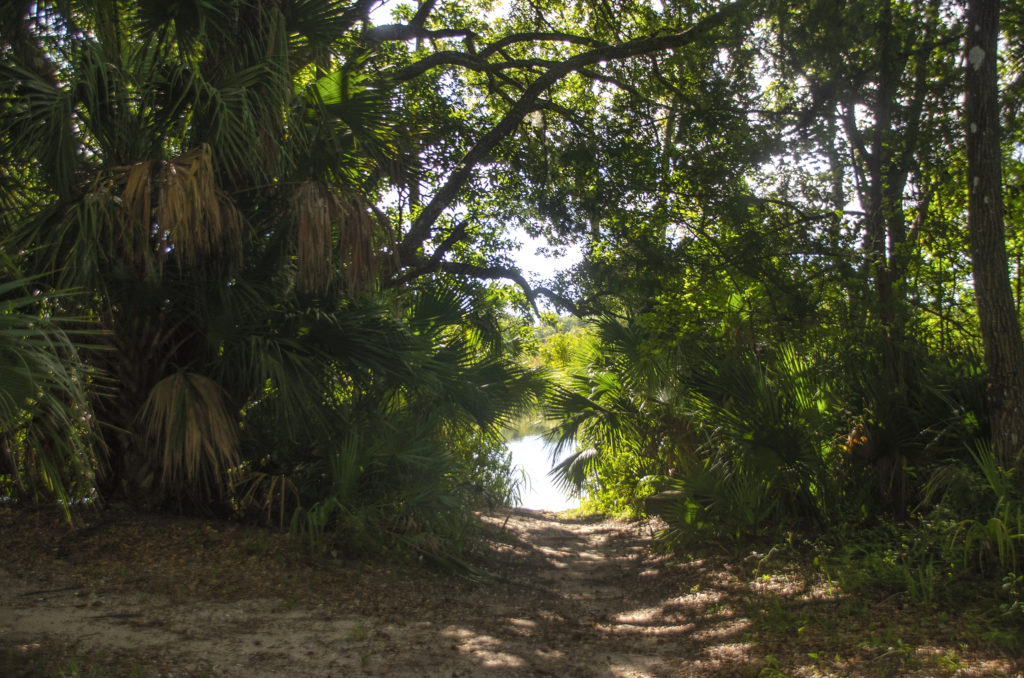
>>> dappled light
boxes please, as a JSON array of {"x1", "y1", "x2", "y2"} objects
[
  {"x1": 3, "y1": 0, "x2": 1024, "y2": 674},
  {"x1": 2, "y1": 506, "x2": 1021, "y2": 676}
]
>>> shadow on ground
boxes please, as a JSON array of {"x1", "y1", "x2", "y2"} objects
[{"x1": 1, "y1": 506, "x2": 1020, "y2": 677}]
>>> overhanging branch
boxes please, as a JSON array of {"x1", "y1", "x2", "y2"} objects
[
  {"x1": 394, "y1": 0, "x2": 756, "y2": 261},
  {"x1": 436, "y1": 261, "x2": 584, "y2": 316}
]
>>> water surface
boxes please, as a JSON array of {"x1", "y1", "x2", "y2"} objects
[{"x1": 506, "y1": 435, "x2": 580, "y2": 512}]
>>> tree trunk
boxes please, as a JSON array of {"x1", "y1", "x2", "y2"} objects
[{"x1": 965, "y1": 0, "x2": 1024, "y2": 465}]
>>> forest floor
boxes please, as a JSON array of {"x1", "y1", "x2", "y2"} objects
[{"x1": 1, "y1": 506, "x2": 1021, "y2": 678}]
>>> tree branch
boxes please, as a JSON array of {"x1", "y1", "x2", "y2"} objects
[
  {"x1": 391, "y1": 221, "x2": 470, "y2": 286},
  {"x1": 576, "y1": 66, "x2": 646, "y2": 100},
  {"x1": 364, "y1": 24, "x2": 473, "y2": 44},
  {"x1": 411, "y1": 0, "x2": 440, "y2": 28},
  {"x1": 436, "y1": 261, "x2": 584, "y2": 316},
  {"x1": 387, "y1": 50, "x2": 491, "y2": 82},
  {"x1": 395, "y1": 0, "x2": 756, "y2": 261},
  {"x1": 478, "y1": 32, "x2": 600, "y2": 59}
]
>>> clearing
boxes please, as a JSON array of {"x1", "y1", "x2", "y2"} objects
[{"x1": 0, "y1": 507, "x2": 1020, "y2": 677}]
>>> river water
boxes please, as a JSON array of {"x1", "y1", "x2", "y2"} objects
[{"x1": 506, "y1": 435, "x2": 580, "y2": 512}]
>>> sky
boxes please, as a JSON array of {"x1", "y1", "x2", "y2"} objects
[{"x1": 510, "y1": 228, "x2": 583, "y2": 281}]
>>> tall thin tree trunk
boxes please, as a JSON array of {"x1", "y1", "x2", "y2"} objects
[{"x1": 965, "y1": 0, "x2": 1024, "y2": 464}]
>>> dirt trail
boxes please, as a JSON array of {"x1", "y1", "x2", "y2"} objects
[
  {"x1": 470, "y1": 510, "x2": 752, "y2": 677},
  {"x1": 1, "y1": 509, "x2": 761, "y2": 677},
  {"x1": 1, "y1": 508, "x2": 1019, "y2": 677}
]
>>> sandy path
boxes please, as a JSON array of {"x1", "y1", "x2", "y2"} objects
[
  {"x1": 6, "y1": 507, "x2": 1017, "y2": 677},
  {"x1": 1, "y1": 509, "x2": 757, "y2": 677}
]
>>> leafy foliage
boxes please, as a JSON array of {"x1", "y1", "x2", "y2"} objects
[
  {"x1": 1, "y1": 2, "x2": 1023, "y2": 631},
  {"x1": 0, "y1": 0, "x2": 551, "y2": 556},
  {"x1": 0, "y1": 278, "x2": 101, "y2": 514}
]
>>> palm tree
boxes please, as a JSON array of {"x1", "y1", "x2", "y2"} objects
[
  {"x1": 0, "y1": 0, "x2": 417, "y2": 510},
  {"x1": 1, "y1": 1, "x2": 548, "y2": 532}
]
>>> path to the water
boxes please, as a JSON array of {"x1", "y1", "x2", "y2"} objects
[
  {"x1": 0, "y1": 509, "x2": 756, "y2": 677},
  {"x1": 1, "y1": 508, "x2": 1018, "y2": 677}
]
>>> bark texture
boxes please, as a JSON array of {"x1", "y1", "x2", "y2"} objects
[{"x1": 965, "y1": 0, "x2": 1024, "y2": 463}]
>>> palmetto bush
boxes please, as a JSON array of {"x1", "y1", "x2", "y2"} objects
[
  {"x1": 916, "y1": 442, "x2": 1024, "y2": 609},
  {"x1": 282, "y1": 286, "x2": 546, "y2": 555},
  {"x1": 545, "y1": 314, "x2": 851, "y2": 540},
  {"x1": 0, "y1": 278, "x2": 102, "y2": 512},
  {"x1": 661, "y1": 346, "x2": 846, "y2": 544},
  {"x1": 548, "y1": 311, "x2": 1002, "y2": 560},
  {"x1": 544, "y1": 316, "x2": 683, "y2": 508}
]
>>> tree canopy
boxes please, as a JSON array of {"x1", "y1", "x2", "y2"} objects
[{"x1": 2, "y1": 0, "x2": 1024, "y2": 610}]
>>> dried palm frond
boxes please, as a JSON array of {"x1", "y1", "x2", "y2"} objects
[
  {"x1": 291, "y1": 181, "x2": 378, "y2": 293},
  {"x1": 107, "y1": 160, "x2": 158, "y2": 271},
  {"x1": 139, "y1": 370, "x2": 239, "y2": 499},
  {"x1": 292, "y1": 180, "x2": 338, "y2": 293},
  {"x1": 120, "y1": 160, "x2": 155, "y2": 234},
  {"x1": 231, "y1": 470, "x2": 300, "y2": 528},
  {"x1": 369, "y1": 201, "x2": 400, "y2": 276},
  {"x1": 155, "y1": 144, "x2": 242, "y2": 266},
  {"x1": 102, "y1": 146, "x2": 243, "y2": 273},
  {"x1": 335, "y1": 186, "x2": 378, "y2": 292}
]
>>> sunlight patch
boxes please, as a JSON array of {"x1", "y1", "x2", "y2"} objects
[
  {"x1": 505, "y1": 617, "x2": 537, "y2": 636},
  {"x1": 607, "y1": 652, "x2": 664, "y2": 678},
  {"x1": 668, "y1": 589, "x2": 724, "y2": 610},
  {"x1": 610, "y1": 605, "x2": 663, "y2": 624},
  {"x1": 598, "y1": 621, "x2": 695, "y2": 636},
  {"x1": 442, "y1": 626, "x2": 526, "y2": 668},
  {"x1": 702, "y1": 641, "x2": 753, "y2": 660},
  {"x1": 692, "y1": 618, "x2": 751, "y2": 640}
]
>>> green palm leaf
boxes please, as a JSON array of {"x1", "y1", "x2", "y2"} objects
[{"x1": 0, "y1": 278, "x2": 102, "y2": 514}]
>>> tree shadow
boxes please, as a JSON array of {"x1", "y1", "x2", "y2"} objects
[{"x1": 412, "y1": 510, "x2": 1023, "y2": 677}]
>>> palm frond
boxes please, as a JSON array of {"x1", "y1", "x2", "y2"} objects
[
  {"x1": 156, "y1": 144, "x2": 243, "y2": 266},
  {"x1": 291, "y1": 180, "x2": 378, "y2": 293},
  {"x1": 407, "y1": 285, "x2": 474, "y2": 336},
  {"x1": 0, "y1": 279, "x2": 102, "y2": 513},
  {"x1": 139, "y1": 370, "x2": 239, "y2": 499},
  {"x1": 283, "y1": 0, "x2": 362, "y2": 70},
  {"x1": 193, "y1": 72, "x2": 283, "y2": 181},
  {"x1": 0, "y1": 64, "x2": 78, "y2": 196},
  {"x1": 550, "y1": 446, "x2": 598, "y2": 494},
  {"x1": 542, "y1": 379, "x2": 640, "y2": 492}
]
